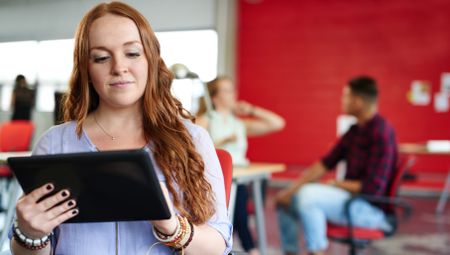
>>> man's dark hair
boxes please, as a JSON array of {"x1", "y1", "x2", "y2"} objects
[{"x1": 348, "y1": 76, "x2": 378, "y2": 103}]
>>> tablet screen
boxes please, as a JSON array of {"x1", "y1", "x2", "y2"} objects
[{"x1": 8, "y1": 149, "x2": 171, "y2": 223}]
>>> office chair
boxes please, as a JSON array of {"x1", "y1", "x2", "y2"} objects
[
  {"x1": 0, "y1": 120, "x2": 34, "y2": 249},
  {"x1": 326, "y1": 155, "x2": 415, "y2": 255}
]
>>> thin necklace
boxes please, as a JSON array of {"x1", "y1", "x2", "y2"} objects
[{"x1": 93, "y1": 112, "x2": 116, "y2": 141}]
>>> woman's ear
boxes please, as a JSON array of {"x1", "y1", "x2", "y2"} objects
[{"x1": 211, "y1": 96, "x2": 219, "y2": 108}]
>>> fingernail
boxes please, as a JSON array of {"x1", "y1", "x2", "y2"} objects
[
  {"x1": 62, "y1": 191, "x2": 68, "y2": 197},
  {"x1": 46, "y1": 184, "x2": 53, "y2": 190},
  {"x1": 68, "y1": 201, "x2": 74, "y2": 206},
  {"x1": 72, "y1": 209, "x2": 78, "y2": 215}
]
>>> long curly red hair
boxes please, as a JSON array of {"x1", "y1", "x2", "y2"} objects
[{"x1": 64, "y1": 1, "x2": 215, "y2": 224}]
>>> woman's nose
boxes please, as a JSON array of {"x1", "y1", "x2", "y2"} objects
[{"x1": 111, "y1": 57, "x2": 128, "y2": 75}]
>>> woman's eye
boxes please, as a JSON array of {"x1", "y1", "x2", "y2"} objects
[
  {"x1": 127, "y1": 52, "x2": 140, "y2": 58},
  {"x1": 93, "y1": 56, "x2": 110, "y2": 63}
]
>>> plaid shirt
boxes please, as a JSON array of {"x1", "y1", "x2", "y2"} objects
[{"x1": 321, "y1": 114, "x2": 398, "y2": 198}]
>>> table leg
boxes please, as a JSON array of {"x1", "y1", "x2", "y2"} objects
[
  {"x1": 228, "y1": 181, "x2": 237, "y2": 222},
  {"x1": 436, "y1": 171, "x2": 450, "y2": 214},
  {"x1": 252, "y1": 179, "x2": 267, "y2": 255}
]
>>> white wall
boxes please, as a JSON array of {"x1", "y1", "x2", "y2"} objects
[{"x1": 0, "y1": 0, "x2": 216, "y2": 42}]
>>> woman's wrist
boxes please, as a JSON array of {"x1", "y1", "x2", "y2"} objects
[
  {"x1": 153, "y1": 216, "x2": 178, "y2": 236},
  {"x1": 13, "y1": 220, "x2": 52, "y2": 250},
  {"x1": 152, "y1": 215, "x2": 195, "y2": 250}
]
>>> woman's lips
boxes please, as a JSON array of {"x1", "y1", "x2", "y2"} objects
[{"x1": 109, "y1": 81, "x2": 133, "y2": 87}]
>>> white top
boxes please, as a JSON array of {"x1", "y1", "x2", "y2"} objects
[{"x1": 207, "y1": 111, "x2": 249, "y2": 166}]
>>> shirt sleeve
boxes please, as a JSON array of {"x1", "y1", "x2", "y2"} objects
[
  {"x1": 190, "y1": 125, "x2": 233, "y2": 254},
  {"x1": 321, "y1": 127, "x2": 353, "y2": 170},
  {"x1": 32, "y1": 129, "x2": 52, "y2": 155},
  {"x1": 360, "y1": 126, "x2": 397, "y2": 196}
]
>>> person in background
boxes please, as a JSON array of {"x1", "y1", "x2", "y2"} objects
[
  {"x1": 275, "y1": 76, "x2": 398, "y2": 255},
  {"x1": 11, "y1": 74, "x2": 35, "y2": 120},
  {"x1": 10, "y1": 2, "x2": 232, "y2": 255},
  {"x1": 197, "y1": 76, "x2": 285, "y2": 255}
]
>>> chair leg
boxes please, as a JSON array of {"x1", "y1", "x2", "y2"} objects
[
  {"x1": 349, "y1": 245, "x2": 357, "y2": 255},
  {"x1": 349, "y1": 245, "x2": 367, "y2": 255},
  {"x1": 436, "y1": 171, "x2": 450, "y2": 214}
]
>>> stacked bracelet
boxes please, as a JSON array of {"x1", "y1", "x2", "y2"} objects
[
  {"x1": 13, "y1": 220, "x2": 52, "y2": 250},
  {"x1": 175, "y1": 220, "x2": 194, "y2": 252},
  {"x1": 152, "y1": 215, "x2": 194, "y2": 251}
]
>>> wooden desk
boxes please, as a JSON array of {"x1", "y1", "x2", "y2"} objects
[
  {"x1": 399, "y1": 143, "x2": 450, "y2": 214},
  {"x1": 0, "y1": 151, "x2": 32, "y2": 163},
  {"x1": 399, "y1": 143, "x2": 450, "y2": 155},
  {"x1": 229, "y1": 163, "x2": 285, "y2": 255}
]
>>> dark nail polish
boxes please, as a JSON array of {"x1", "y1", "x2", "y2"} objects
[
  {"x1": 72, "y1": 209, "x2": 78, "y2": 215},
  {"x1": 62, "y1": 191, "x2": 68, "y2": 197},
  {"x1": 68, "y1": 201, "x2": 74, "y2": 206},
  {"x1": 46, "y1": 184, "x2": 53, "y2": 190}
]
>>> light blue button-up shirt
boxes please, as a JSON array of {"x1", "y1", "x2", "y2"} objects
[{"x1": 13, "y1": 120, "x2": 232, "y2": 255}]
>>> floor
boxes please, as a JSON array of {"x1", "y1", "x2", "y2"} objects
[{"x1": 232, "y1": 187, "x2": 450, "y2": 255}]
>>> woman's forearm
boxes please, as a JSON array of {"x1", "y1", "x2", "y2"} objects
[
  {"x1": 11, "y1": 239, "x2": 51, "y2": 255},
  {"x1": 184, "y1": 224, "x2": 227, "y2": 255},
  {"x1": 245, "y1": 106, "x2": 286, "y2": 136}
]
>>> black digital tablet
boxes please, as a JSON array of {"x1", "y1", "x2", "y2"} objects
[{"x1": 7, "y1": 149, "x2": 171, "y2": 223}]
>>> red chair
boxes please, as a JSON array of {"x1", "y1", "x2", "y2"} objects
[
  {"x1": 216, "y1": 149, "x2": 233, "y2": 207},
  {"x1": 0, "y1": 120, "x2": 34, "y2": 151},
  {"x1": 0, "y1": 120, "x2": 34, "y2": 248},
  {"x1": 326, "y1": 155, "x2": 415, "y2": 255},
  {"x1": 0, "y1": 120, "x2": 34, "y2": 176}
]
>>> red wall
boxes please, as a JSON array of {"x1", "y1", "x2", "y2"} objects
[{"x1": 237, "y1": 0, "x2": 450, "y2": 172}]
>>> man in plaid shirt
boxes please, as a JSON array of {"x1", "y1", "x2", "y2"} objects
[{"x1": 276, "y1": 76, "x2": 398, "y2": 255}]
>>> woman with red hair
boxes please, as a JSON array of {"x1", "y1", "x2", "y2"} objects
[{"x1": 10, "y1": 2, "x2": 231, "y2": 255}]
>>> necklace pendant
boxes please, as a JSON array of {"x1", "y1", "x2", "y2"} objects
[{"x1": 111, "y1": 137, "x2": 116, "y2": 141}]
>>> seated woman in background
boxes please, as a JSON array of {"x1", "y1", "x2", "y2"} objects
[
  {"x1": 11, "y1": 74, "x2": 35, "y2": 121},
  {"x1": 196, "y1": 76, "x2": 285, "y2": 255},
  {"x1": 10, "y1": 2, "x2": 231, "y2": 255}
]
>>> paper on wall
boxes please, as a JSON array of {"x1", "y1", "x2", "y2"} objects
[
  {"x1": 441, "y1": 73, "x2": 450, "y2": 95},
  {"x1": 434, "y1": 92, "x2": 449, "y2": 112},
  {"x1": 407, "y1": 80, "x2": 431, "y2": 106}
]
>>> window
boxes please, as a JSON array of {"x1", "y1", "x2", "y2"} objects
[
  {"x1": 157, "y1": 29, "x2": 218, "y2": 81},
  {"x1": 0, "y1": 41, "x2": 38, "y2": 110},
  {"x1": 0, "y1": 30, "x2": 217, "y2": 113},
  {"x1": 157, "y1": 30, "x2": 218, "y2": 113}
]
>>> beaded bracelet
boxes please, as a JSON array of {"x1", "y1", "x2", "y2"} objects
[
  {"x1": 13, "y1": 220, "x2": 52, "y2": 250},
  {"x1": 153, "y1": 215, "x2": 181, "y2": 240},
  {"x1": 152, "y1": 215, "x2": 193, "y2": 250},
  {"x1": 175, "y1": 220, "x2": 194, "y2": 251},
  {"x1": 153, "y1": 215, "x2": 184, "y2": 244},
  {"x1": 166, "y1": 217, "x2": 190, "y2": 248}
]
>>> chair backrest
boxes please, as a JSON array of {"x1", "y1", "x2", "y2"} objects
[
  {"x1": 0, "y1": 120, "x2": 34, "y2": 152},
  {"x1": 388, "y1": 154, "x2": 416, "y2": 197},
  {"x1": 385, "y1": 154, "x2": 416, "y2": 212},
  {"x1": 216, "y1": 149, "x2": 233, "y2": 207}
]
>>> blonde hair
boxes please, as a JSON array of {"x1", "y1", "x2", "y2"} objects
[{"x1": 197, "y1": 76, "x2": 232, "y2": 116}]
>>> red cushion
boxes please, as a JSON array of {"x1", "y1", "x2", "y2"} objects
[
  {"x1": 0, "y1": 120, "x2": 34, "y2": 152},
  {"x1": 216, "y1": 149, "x2": 233, "y2": 207},
  {"x1": 0, "y1": 165, "x2": 12, "y2": 178},
  {"x1": 327, "y1": 223, "x2": 385, "y2": 240}
]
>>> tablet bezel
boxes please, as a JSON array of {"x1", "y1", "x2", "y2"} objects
[{"x1": 8, "y1": 149, "x2": 171, "y2": 223}]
